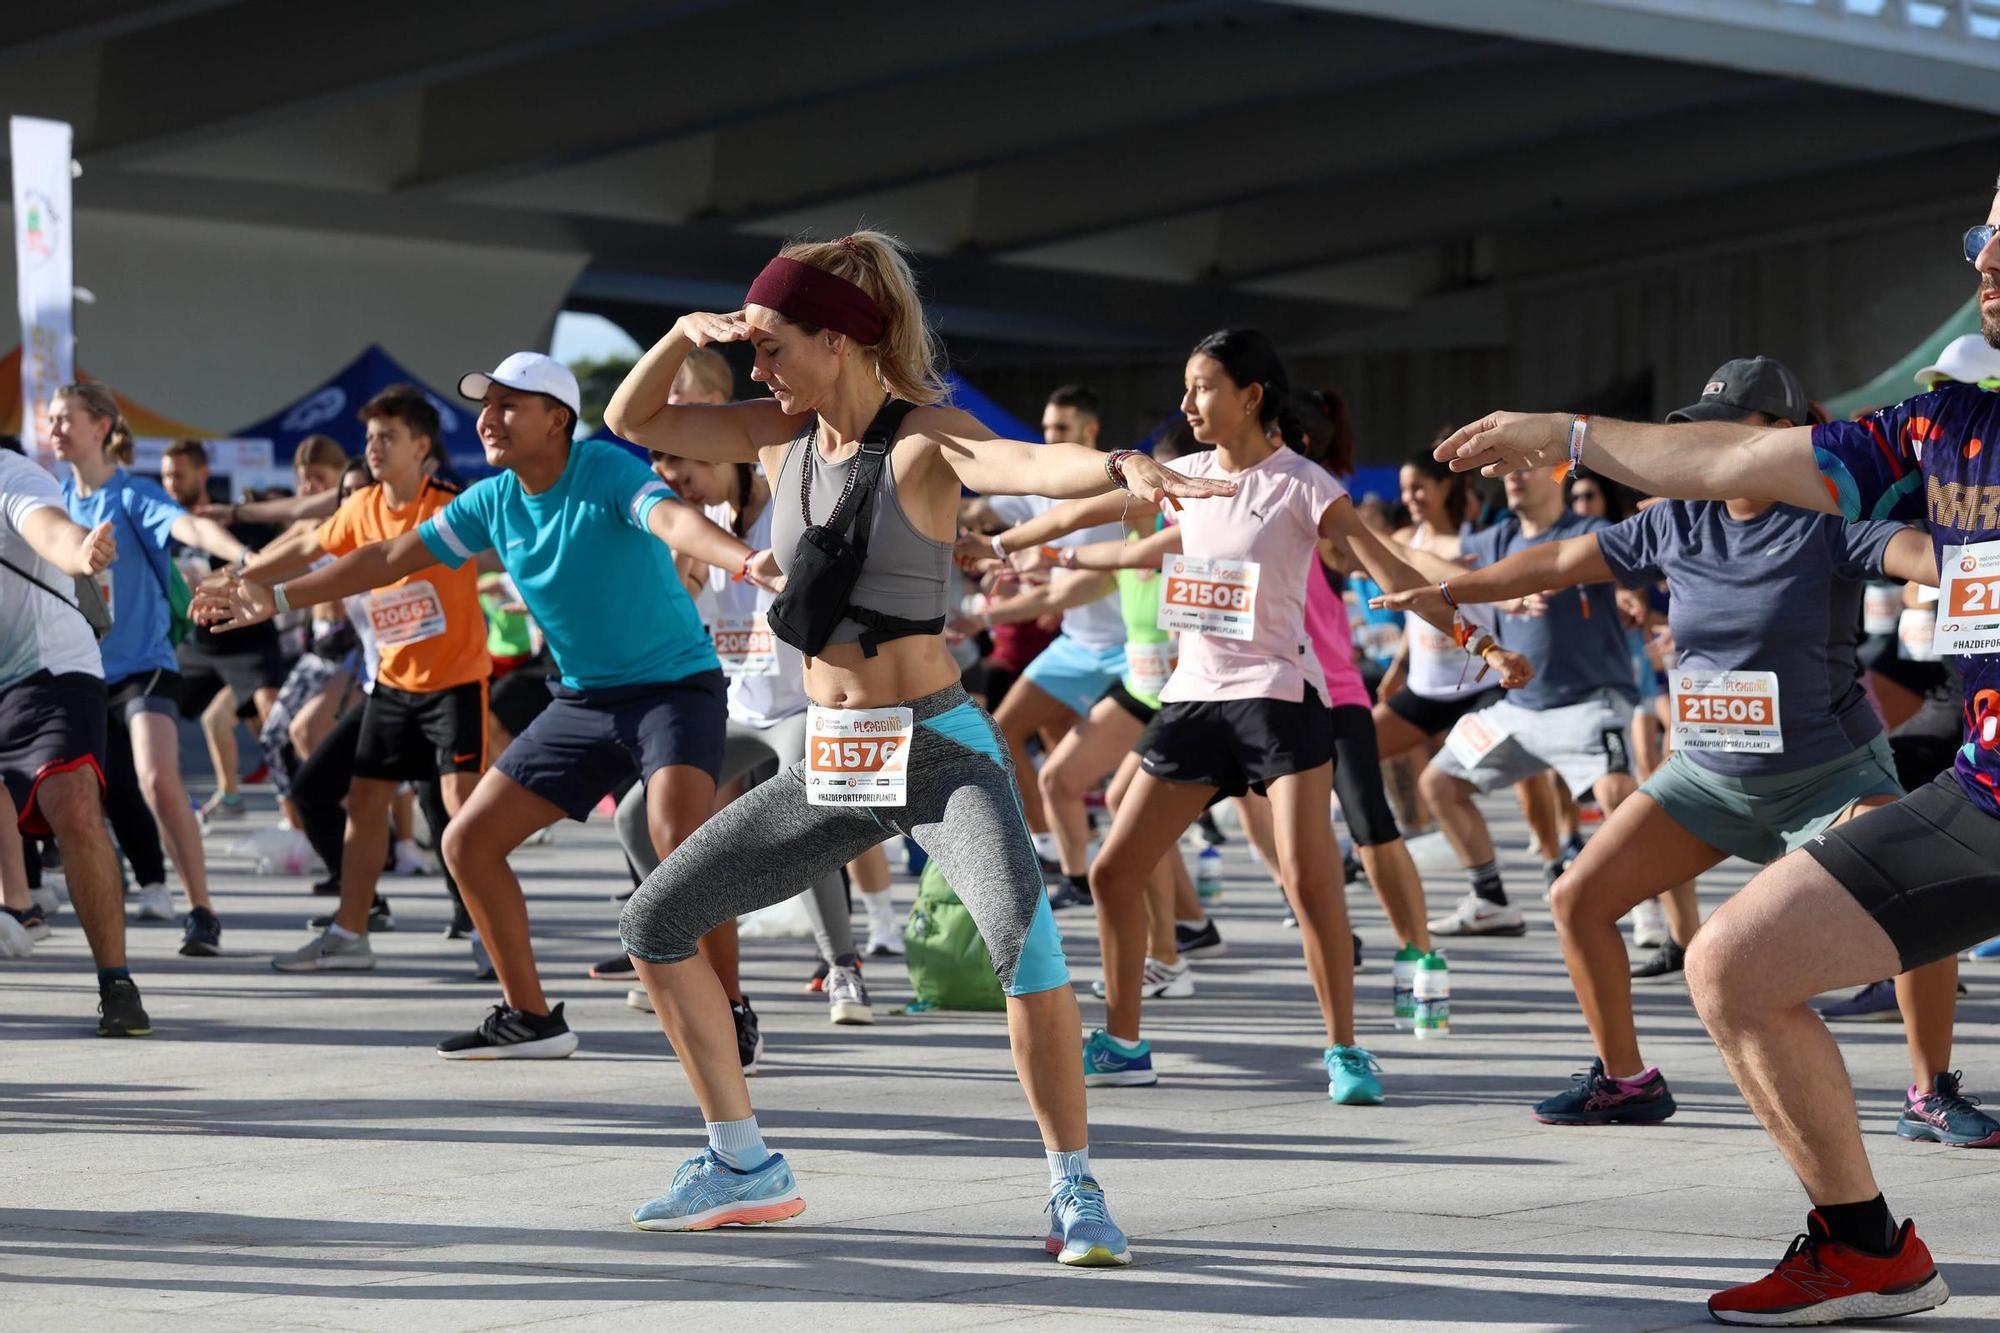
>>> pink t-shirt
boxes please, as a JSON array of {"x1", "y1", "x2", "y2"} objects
[
  {"x1": 1159, "y1": 446, "x2": 1347, "y2": 705},
  {"x1": 1303, "y1": 560, "x2": 1374, "y2": 712}
]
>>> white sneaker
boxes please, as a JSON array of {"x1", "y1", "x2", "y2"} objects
[
  {"x1": 272, "y1": 928, "x2": 374, "y2": 972},
  {"x1": 29, "y1": 884, "x2": 61, "y2": 916},
  {"x1": 825, "y1": 963, "x2": 874, "y2": 1025},
  {"x1": 863, "y1": 926, "x2": 904, "y2": 958},
  {"x1": 0, "y1": 912, "x2": 33, "y2": 959},
  {"x1": 390, "y1": 840, "x2": 429, "y2": 876},
  {"x1": 135, "y1": 883, "x2": 174, "y2": 921},
  {"x1": 1091, "y1": 957, "x2": 1195, "y2": 1000},
  {"x1": 1630, "y1": 897, "x2": 1670, "y2": 949},
  {"x1": 1428, "y1": 892, "x2": 1527, "y2": 937},
  {"x1": 627, "y1": 987, "x2": 655, "y2": 1013}
]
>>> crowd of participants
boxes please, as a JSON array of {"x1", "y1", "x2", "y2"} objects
[{"x1": 4, "y1": 216, "x2": 2000, "y2": 1324}]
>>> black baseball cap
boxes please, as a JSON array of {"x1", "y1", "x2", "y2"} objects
[{"x1": 1666, "y1": 356, "x2": 1810, "y2": 425}]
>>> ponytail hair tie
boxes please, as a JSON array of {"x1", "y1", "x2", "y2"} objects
[{"x1": 836, "y1": 235, "x2": 861, "y2": 255}]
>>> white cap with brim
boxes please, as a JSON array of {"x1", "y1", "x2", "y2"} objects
[
  {"x1": 459, "y1": 351, "x2": 581, "y2": 416},
  {"x1": 1915, "y1": 334, "x2": 2000, "y2": 387}
]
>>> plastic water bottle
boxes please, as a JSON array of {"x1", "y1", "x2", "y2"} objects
[
  {"x1": 1392, "y1": 943, "x2": 1423, "y2": 1031},
  {"x1": 1413, "y1": 951, "x2": 1450, "y2": 1039},
  {"x1": 1195, "y1": 845, "x2": 1223, "y2": 901}
]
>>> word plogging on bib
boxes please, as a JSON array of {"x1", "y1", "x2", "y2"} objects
[
  {"x1": 1444, "y1": 710, "x2": 1510, "y2": 770},
  {"x1": 1934, "y1": 540, "x2": 2000, "y2": 656},
  {"x1": 805, "y1": 705, "x2": 913, "y2": 806},
  {"x1": 1670, "y1": 669, "x2": 1781, "y2": 753},
  {"x1": 1126, "y1": 639, "x2": 1175, "y2": 698},
  {"x1": 1159, "y1": 555, "x2": 1258, "y2": 640},
  {"x1": 712, "y1": 612, "x2": 779, "y2": 677},
  {"x1": 367, "y1": 580, "x2": 447, "y2": 646}
]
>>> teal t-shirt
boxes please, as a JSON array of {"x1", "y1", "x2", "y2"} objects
[{"x1": 418, "y1": 440, "x2": 719, "y2": 689}]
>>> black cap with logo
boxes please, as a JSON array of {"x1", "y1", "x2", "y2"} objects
[{"x1": 1665, "y1": 356, "x2": 1810, "y2": 425}]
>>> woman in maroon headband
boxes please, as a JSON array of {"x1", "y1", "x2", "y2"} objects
[{"x1": 604, "y1": 230, "x2": 1229, "y2": 1262}]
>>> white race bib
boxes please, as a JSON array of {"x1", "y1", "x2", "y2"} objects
[
  {"x1": 1934, "y1": 541, "x2": 2000, "y2": 656},
  {"x1": 1670, "y1": 669, "x2": 1782, "y2": 754},
  {"x1": 94, "y1": 567, "x2": 114, "y2": 625},
  {"x1": 1862, "y1": 582, "x2": 1903, "y2": 637},
  {"x1": 1443, "y1": 710, "x2": 1510, "y2": 770},
  {"x1": 367, "y1": 580, "x2": 448, "y2": 646},
  {"x1": 805, "y1": 705, "x2": 914, "y2": 806},
  {"x1": 713, "y1": 612, "x2": 778, "y2": 677},
  {"x1": 1126, "y1": 640, "x2": 1174, "y2": 698},
  {"x1": 1899, "y1": 606, "x2": 1939, "y2": 662},
  {"x1": 1159, "y1": 555, "x2": 1258, "y2": 640},
  {"x1": 1356, "y1": 619, "x2": 1402, "y2": 663}
]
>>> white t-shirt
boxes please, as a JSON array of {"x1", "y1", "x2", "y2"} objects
[
  {"x1": 702, "y1": 497, "x2": 807, "y2": 727},
  {"x1": 0, "y1": 451, "x2": 103, "y2": 689},
  {"x1": 987, "y1": 492, "x2": 1126, "y2": 649}
]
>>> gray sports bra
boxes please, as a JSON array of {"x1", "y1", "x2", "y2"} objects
[{"x1": 769, "y1": 418, "x2": 952, "y2": 648}]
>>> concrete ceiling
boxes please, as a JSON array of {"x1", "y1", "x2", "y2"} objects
[{"x1": 6, "y1": 0, "x2": 2000, "y2": 368}]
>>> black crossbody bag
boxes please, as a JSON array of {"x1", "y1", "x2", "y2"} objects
[
  {"x1": 0, "y1": 552, "x2": 112, "y2": 639},
  {"x1": 767, "y1": 398, "x2": 942, "y2": 657}
]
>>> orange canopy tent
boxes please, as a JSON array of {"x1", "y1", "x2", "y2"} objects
[{"x1": 0, "y1": 344, "x2": 218, "y2": 438}]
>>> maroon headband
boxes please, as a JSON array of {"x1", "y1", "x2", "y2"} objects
[{"x1": 744, "y1": 255, "x2": 885, "y2": 345}]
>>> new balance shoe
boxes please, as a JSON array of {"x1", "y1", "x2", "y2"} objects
[
  {"x1": 1533, "y1": 1058, "x2": 1676, "y2": 1125},
  {"x1": 1045, "y1": 1175, "x2": 1130, "y2": 1266},
  {"x1": 1817, "y1": 978, "x2": 1900, "y2": 1022},
  {"x1": 1630, "y1": 940, "x2": 1685, "y2": 980},
  {"x1": 1175, "y1": 917, "x2": 1227, "y2": 959},
  {"x1": 825, "y1": 963, "x2": 874, "y2": 1025},
  {"x1": 1082, "y1": 1028, "x2": 1157, "y2": 1087},
  {"x1": 1325, "y1": 1045, "x2": 1384, "y2": 1105},
  {"x1": 1091, "y1": 956, "x2": 1193, "y2": 1000},
  {"x1": 178, "y1": 906, "x2": 223, "y2": 957},
  {"x1": 1708, "y1": 1214, "x2": 1947, "y2": 1326},
  {"x1": 734, "y1": 997, "x2": 764, "y2": 1074},
  {"x1": 1428, "y1": 893, "x2": 1527, "y2": 937},
  {"x1": 308, "y1": 897, "x2": 396, "y2": 933},
  {"x1": 1897, "y1": 1071, "x2": 2000, "y2": 1148},
  {"x1": 272, "y1": 928, "x2": 375, "y2": 972},
  {"x1": 97, "y1": 979, "x2": 152, "y2": 1038},
  {"x1": 631, "y1": 1148, "x2": 805, "y2": 1231},
  {"x1": 134, "y1": 883, "x2": 174, "y2": 921},
  {"x1": 3, "y1": 903, "x2": 49, "y2": 941},
  {"x1": 437, "y1": 1003, "x2": 578, "y2": 1059}
]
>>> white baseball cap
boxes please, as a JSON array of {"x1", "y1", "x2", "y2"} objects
[
  {"x1": 458, "y1": 351, "x2": 581, "y2": 416},
  {"x1": 1915, "y1": 334, "x2": 2000, "y2": 387}
]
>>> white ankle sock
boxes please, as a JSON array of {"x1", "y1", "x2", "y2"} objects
[
  {"x1": 706, "y1": 1116, "x2": 771, "y2": 1172},
  {"x1": 1046, "y1": 1146, "x2": 1092, "y2": 1189}
]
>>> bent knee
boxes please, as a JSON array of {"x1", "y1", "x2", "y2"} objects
[{"x1": 36, "y1": 768, "x2": 103, "y2": 831}]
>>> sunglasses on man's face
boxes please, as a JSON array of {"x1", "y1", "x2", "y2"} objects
[{"x1": 1965, "y1": 223, "x2": 1999, "y2": 265}]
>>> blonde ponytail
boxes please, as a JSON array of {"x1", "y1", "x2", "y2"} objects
[{"x1": 778, "y1": 230, "x2": 948, "y2": 407}]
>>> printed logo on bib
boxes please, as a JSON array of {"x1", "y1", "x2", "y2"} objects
[
  {"x1": 1670, "y1": 669, "x2": 1781, "y2": 753},
  {"x1": 1444, "y1": 710, "x2": 1510, "y2": 770},
  {"x1": 1159, "y1": 555, "x2": 1258, "y2": 640},
  {"x1": 367, "y1": 580, "x2": 448, "y2": 646},
  {"x1": 713, "y1": 612, "x2": 778, "y2": 677},
  {"x1": 1934, "y1": 540, "x2": 2000, "y2": 655},
  {"x1": 806, "y1": 705, "x2": 914, "y2": 806},
  {"x1": 1126, "y1": 640, "x2": 1175, "y2": 697}
]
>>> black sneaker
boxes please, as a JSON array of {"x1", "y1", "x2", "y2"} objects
[
  {"x1": 1544, "y1": 860, "x2": 1568, "y2": 890},
  {"x1": 436, "y1": 1002, "x2": 578, "y2": 1060},
  {"x1": 308, "y1": 897, "x2": 396, "y2": 933},
  {"x1": 1533, "y1": 1057, "x2": 1676, "y2": 1125},
  {"x1": 589, "y1": 954, "x2": 637, "y2": 981},
  {"x1": 97, "y1": 979, "x2": 152, "y2": 1037},
  {"x1": 311, "y1": 875, "x2": 340, "y2": 896},
  {"x1": 1352, "y1": 932, "x2": 1363, "y2": 971},
  {"x1": 1564, "y1": 831, "x2": 1588, "y2": 863},
  {"x1": 734, "y1": 997, "x2": 764, "y2": 1075},
  {"x1": 1175, "y1": 918, "x2": 1227, "y2": 959},
  {"x1": 444, "y1": 903, "x2": 474, "y2": 940},
  {"x1": 1631, "y1": 941, "x2": 1685, "y2": 981},
  {"x1": 1195, "y1": 811, "x2": 1228, "y2": 846},
  {"x1": 179, "y1": 906, "x2": 223, "y2": 957},
  {"x1": 1342, "y1": 850, "x2": 1365, "y2": 885},
  {"x1": 1047, "y1": 879, "x2": 1094, "y2": 911},
  {"x1": 805, "y1": 958, "x2": 830, "y2": 993}
]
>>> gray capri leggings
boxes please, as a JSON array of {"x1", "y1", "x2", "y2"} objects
[
  {"x1": 615, "y1": 709, "x2": 856, "y2": 964},
  {"x1": 621, "y1": 683, "x2": 1068, "y2": 995}
]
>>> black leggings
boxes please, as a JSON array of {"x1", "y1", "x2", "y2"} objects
[
  {"x1": 102, "y1": 714, "x2": 168, "y2": 887},
  {"x1": 1330, "y1": 702, "x2": 1400, "y2": 848}
]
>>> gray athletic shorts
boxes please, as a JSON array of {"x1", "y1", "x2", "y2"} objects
[{"x1": 1428, "y1": 688, "x2": 1634, "y2": 798}]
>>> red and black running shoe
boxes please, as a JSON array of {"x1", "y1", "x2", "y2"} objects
[{"x1": 1708, "y1": 1212, "x2": 1947, "y2": 1326}]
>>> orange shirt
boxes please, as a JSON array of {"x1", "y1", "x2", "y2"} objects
[{"x1": 317, "y1": 478, "x2": 490, "y2": 693}]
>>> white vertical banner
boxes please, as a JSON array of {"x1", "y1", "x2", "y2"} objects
[{"x1": 11, "y1": 116, "x2": 73, "y2": 466}]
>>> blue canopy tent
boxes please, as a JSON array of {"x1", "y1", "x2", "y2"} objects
[{"x1": 235, "y1": 345, "x2": 487, "y2": 477}]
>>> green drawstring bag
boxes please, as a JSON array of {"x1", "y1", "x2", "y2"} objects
[{"x1": 903, "y1": 859, "x2": 1005, "y2": 1012}]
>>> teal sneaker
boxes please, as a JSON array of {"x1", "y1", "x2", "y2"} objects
[
  {"x1": 1045, "y1": 1175, "x2": 1131, "y2": 1266},
  {"x1": 1083, "y1": 1028, "x2": 1158, "y2": 1087},
  {"x1": 1325, "y1": 1045, "x2": 1384, "y2": 1105},
  {"x1": 631, "y1": 1149, "x2": 807, "y2": 1232}
]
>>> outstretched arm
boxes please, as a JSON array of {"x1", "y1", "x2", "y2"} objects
[
  {"x1": 193, "y1": 530, "x2": 437, "y2": 631},
  {"x1": 169, "y1": 511, "x2": 251, "y2": 564},
  {"x1": 957, "y1": 492, "x2": 1153, "y2": 568},
  {"x1": 19, "y1": 508, "x2": 115, "y2": 577},
  {"x1": 926, "y1": 407, "x2": 1234, "y2": 506},
  {"x1": 199, "y1": 489, "x2": 339, "y2": 529},
  {"x1": 1881, "y1": 527, "x2": 1939, "y2": 587},
  {"x1": 1370, "y1": 534, "x2": 1611, "y2": 625}
]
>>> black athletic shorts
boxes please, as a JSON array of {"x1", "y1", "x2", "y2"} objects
[
  {"x1": 1104, "y1": 680, "x2": 1157, "y2": 726},
  {"x1": 353, "y1": 679, "x2": 489, "y2": 783},
  {"x1": 1802, "y1": 771, "x2": 2000, "y2": 972},
  {"x1": 1, "y1": 670, "x2": 108, "y2": 837},
  {"x1": 1329, "y1": 702, "x2": 1399, "y2": 847},
  {"x1": 490, "y1": 655, "x2": 556, "y2": 739},
  {"x1": 497, "y1": 671, "x2": 726, "y2": 822},
  {"x1": 106, "y1": 668, "x2": 182, "y2": 724},
  {"x1": 1385, "y1": 684, "x2": 1504, "y2": 737},
  {"x1": 1139, "y1": 685, "x2": 1334, "y2": 799},
  {"x1": 177, "y1": 630, "x2": 285, "y2": 720}
]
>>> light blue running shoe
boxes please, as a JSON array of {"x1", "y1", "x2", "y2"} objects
[
  {"x1": 1045, "y1": 1175, "x2": 1131, "y2": 1266},
  {"x1": 1972, "y1": 936, "x2": 2000, "y2": 960},
  {"x1": 631, "y1": 1148, "x2": 806, "y2": 1232},
  {"x1": 1083, "y1": 1028, "x2": 1158, "y2": 1087},
  {"x1": 1325, "y1": 1045, "x2": 1384, "y2": 1105}
]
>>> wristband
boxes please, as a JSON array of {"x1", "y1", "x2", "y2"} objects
[
  {"x1": 234, "y1": 548, "x2": 251, "y2": 570},
  {"x1": 1105, "y1": 449, "x2": 1137, "y2": 492},
  {"x1": 1438, "y1": 580, "x2": 1458, "y2": 610},
  {"x1": 733, "y1": 549, "x2": 757, "y2": 583},
  {"x1": 1061, "y1": 546, "x2": 1077, "y2": 571},
  {"x1": 1565, "y1": 414, "x2": 1591, "y2": 477},
  {"x1": 271, "y1": 582, "x2": 291, "y2": 615},
  {"x1": 990, "y1": 533, "x2": 1008, "y2": 560}
]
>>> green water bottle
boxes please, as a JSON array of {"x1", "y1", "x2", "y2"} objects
[
  {"x1": 1392, "y1": 943, "x2": 1423, "y2": 1031},
  {"x1": 1413, "y1": 951, "x2": 1450, "y2": 1038}
]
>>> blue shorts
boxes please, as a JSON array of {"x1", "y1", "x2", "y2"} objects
[
  {"x1": 497, "y1": 671, "x2": 726, "y2": 822},
  {"x1": 1021, "y1": 635, "x2": 1128, "y2": 717}
]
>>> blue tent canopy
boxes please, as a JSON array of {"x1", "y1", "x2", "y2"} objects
[{"x1": 235, "y1": 345, "x2": 486, "y2": 476}]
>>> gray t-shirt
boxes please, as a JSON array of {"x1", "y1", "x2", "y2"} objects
[
  {"x1": 1595, "y1": 500, "x2": 1905, "y2": 777},
  {"x1": 1463, "y1": 510, "x2": 1636, "y2": 712}
]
